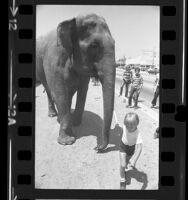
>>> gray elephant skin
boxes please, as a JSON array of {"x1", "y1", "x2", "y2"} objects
[{"x1": 36, "y1": 14, "x2": 116, "y2": 152}]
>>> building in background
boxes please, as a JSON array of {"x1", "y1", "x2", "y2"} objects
[
  {"x1": 116, "y1": 56, "x2": 126, "y2": 68},
  {"x1": 125, "y1": 49, "x2": 159, "y2": 71}
]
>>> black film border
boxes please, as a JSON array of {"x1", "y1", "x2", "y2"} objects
[{"x1": 8, "y1": 0, "x2": 186, "y2": 200}]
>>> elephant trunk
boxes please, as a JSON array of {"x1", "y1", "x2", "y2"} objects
[{"x1": 98, "y1": 59, "x2": 116, "y2": 150}]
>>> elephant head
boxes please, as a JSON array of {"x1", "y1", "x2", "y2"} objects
[{"x1": 56, "y1": 14, "x2": 116, "y2": 151}]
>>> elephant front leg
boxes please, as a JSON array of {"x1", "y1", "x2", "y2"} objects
[
  {"x1": 54, "y1": 92, "x2": 76, "y2": 145},
  {"x1": 72, "y1": 77, "x2": 90, "y2": 126},
  {"x1": 57, "y1": 112, "x2": 76, "y2": 145}
]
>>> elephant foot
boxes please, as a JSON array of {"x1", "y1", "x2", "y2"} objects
[{"x1": 57, "y1": 134, "x2": 76, "y2": 145}]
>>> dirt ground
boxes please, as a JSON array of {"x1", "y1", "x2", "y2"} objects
[{"x1": 35, "y1": 81, "x2": 159, "y2": 190}]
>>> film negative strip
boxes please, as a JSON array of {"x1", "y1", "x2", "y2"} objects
[{"x1": 8, "y1": 0, "x2": 186, "y2": 200}]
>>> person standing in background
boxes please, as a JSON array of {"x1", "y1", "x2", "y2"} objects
[
  {"x1": 151, "y1": 73, "x2": 159, "y2": 108},
  {"x1": 119, "y1": 65, "x2": 133, "y2": 98},
  {"x1": 127, "y1": 67, "x2": 143, "y2": 108}
]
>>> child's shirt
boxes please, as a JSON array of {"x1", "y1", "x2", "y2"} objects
[
  {"x1": 131, "y1": 74, "x2": 143, "y2": 88},
  {"x1": 122, "y1": 125, "x2": 143, "y2": 146},
  {"x1": 123, "y1": 70, "x2": 132, "y2": 82}
]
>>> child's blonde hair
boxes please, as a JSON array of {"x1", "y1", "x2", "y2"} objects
[{"x1": 124, "y1": 112, "x2": 139, "y2": 126}]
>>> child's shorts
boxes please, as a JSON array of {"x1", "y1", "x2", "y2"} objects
[{"x1": 119, "y1": 141, "x2": 135, "y2": 156}]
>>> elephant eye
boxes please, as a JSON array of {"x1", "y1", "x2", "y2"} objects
[{"x1": 90, "y1": 42, "x2": 98, "y2": 48}]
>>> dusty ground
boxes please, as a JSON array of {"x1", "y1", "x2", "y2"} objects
[{"x1": 35, "y1": 80, "x2": 159, "y2": 190}]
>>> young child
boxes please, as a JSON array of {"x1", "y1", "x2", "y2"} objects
[
  {"x1": 127, "y1": 67, "x2": 143, "y2": 108},
  {"x1": 119, "y1": 112, "x2": 143, "y2": 189}
]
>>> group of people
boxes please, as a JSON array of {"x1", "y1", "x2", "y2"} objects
[
  {"x1": 119, "y1": 66, "x2": 143, "y2": 108},
  {"x1": 119, "y1": 65, "x2": 159, "y2": 108},
  {"x1": 117, "y1": 66, "x2": 159, "y2": 189}
]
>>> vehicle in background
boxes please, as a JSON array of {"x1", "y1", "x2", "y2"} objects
[
  {"x1": 140, "y1": 66, "x2": 147, "y2": 71},
  {"x1": 116, "y1": 63, "x2": 126, "y2": 68},
  {"x1": 147, "y1": 67, "x2": 159, "y2": 74}
]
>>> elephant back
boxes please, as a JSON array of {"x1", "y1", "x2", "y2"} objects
[{"x1": 36, "y1": 30, "x2": 57, "y2": 59}]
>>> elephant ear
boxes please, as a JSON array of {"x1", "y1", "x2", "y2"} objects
[{"x1": 57, "y1": 18, "x2": 76, "y2": 56}]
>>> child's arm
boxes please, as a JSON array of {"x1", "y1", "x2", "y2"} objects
[
  {"x1": 131, "y1": 143, "x2": 142, "y2": 167},
  {"x1": 130, "y1": 75, "x2": 134, "y2": 84},
  {"x1": 137, "y1": 77, "x2": 143, "y2": 93},
  {"x1": 130, "y1": 71, "x2": 133, "y2": 78}
]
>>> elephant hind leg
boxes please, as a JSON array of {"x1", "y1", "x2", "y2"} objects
[
  {"x1": 48, "y1": 97, "x2": 57, "y2": 117},
  {"x1": 43, "y1": 84, "x2": 57, "y2": 117}
]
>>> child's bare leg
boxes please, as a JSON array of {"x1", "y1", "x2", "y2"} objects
[
  {"x1": 120, "y1": 152, "x2": 126, "y2": 180},
  {"x1": 119, "y1": 152, "x2": 131, "y2": 186},
  {"x1": 119, "y1": 152, "x2": 126, "y2": 189}
]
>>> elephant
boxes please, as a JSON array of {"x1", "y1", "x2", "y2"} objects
[{"x1": 36, "y1": 14, "x2": 116, "y2": 152}]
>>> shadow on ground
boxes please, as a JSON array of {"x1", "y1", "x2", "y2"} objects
[
  {"x1": 72, "y1": 110, "x2": 148, "y2": 189},
  {"x1": 72, "y1": 110, "x2": 122, "y2": 153},
  {"x1": 126, "y1": 167, "x2": 148, "y2": 190},
  {"x1": 137, "y1": 99, "x2": 145, "y2": 103}
]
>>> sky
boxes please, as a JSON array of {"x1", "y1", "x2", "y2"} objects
[{"x1": 36, "y1": 5, "x2": 160, "y2": 60}]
